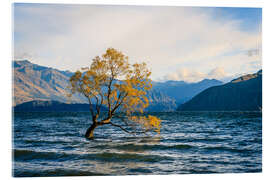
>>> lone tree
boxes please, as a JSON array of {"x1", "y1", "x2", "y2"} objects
[{"x1": 68, "y1": 48, "x2": 161, "y2": 139}]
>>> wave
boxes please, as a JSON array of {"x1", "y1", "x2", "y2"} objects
[
  {"x1": 87, "y1": 152, "x2": 173, "y2": 163},
  {"x1": 203, "y1": 146, "x2": 254, "y2": 154},
  {"x1": 115, "y1": 143, "x2": 193, "y2": 151},
  {"x1": 23, "y1": 139, "x2": 82, "y2": 145},
  {"x1": 14, "y1": 168, "x2": 106, "y2": 177},
  {"x1": 13, "y1": 149, "x2": 68, "y2": 162},
  {"x1": 92, "y1": 143, "x2": 193, "y2": 152},
  {"x1": 13, "y1": 149, "x2": 173, "y2": 163}
]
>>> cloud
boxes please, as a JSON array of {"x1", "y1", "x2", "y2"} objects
[
  {"x1": 208, "y1": 67, "x2": 227, "y2": 79},
  {"x1": 13, "y1": 52, "x2": 33, "y2": 60},
  {"x1": 163, "y1": 67, "x2": 228, "y2": 82},
  {"x1": 13, "y1": 4, "x2": 262, "y2": 81}
]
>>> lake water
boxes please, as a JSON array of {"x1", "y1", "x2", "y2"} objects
[{"x1": 13, "y1": 111, "x2": 262, "y2": 177}]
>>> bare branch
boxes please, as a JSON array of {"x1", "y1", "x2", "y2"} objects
[
  {"x1": 107, "y1": 77, "x2": 114, "y2": 115},
  {"x1": 86, "y1": 97, "x2": 95, "y2": 118},
  {"x1": 111, "y1": 92, "x2": 128, "y2": 114},
  {"x1": 109, "y1": 121, "x2": 149, "y2": 135},
  {"x1": 97, "y1": 89, "x2": 104, "y2": 115},
  {"x1": 109, "y1": 122, "x2": 135, "y2": 134}
]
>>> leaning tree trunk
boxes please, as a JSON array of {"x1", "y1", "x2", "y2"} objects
[
  {"x1": 85, "y1": 123, "x2": 98, "y2": 139},
  {"x1": 84, "y1": 117, "x2": 111, "y2": 139}
]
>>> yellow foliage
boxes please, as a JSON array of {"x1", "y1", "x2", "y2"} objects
[{"x1": 68, "y1": 48, "x2": 161, "y2": 134}]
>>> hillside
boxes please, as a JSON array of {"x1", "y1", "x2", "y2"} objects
[
  {"x1": 13, "y1": 60, "x2": 177, "y2": 111},
  {"x1": 178, "y1": 70, "x2": 262, "y2": 111},
  {"x1": 13, "y1": 60, "x2": 86, "y2": 106}
]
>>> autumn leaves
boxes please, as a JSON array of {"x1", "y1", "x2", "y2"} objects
[{"x1": 69, "y1": 48, "x2": 161, "y2": 138}]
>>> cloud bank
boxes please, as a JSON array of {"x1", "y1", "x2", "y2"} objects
[{"x1": 13, "y1": 4, "x2": 262, "y2": 82}]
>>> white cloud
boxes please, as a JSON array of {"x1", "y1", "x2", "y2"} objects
[
  {"x1": 13, "y1": 5, "x2": 262, "y2": 81},
  {"x1": 208, "y1": 67, "x2": 227, "y2": 79},
  {"x1": 163, "y1": 67, "x2": 228, "y2": 82}
]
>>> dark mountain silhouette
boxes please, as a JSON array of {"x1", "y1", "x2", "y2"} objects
[
  {"x1": 178, "y1": 70, "x2": 262, "y2": 111},
  {"x1": 14, "y1": 100, "x2": 107, "y2": 112}
]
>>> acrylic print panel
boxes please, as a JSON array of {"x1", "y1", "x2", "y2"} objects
[{"x1": 12, "y1": 3, "x2": 262, "y2": 177}]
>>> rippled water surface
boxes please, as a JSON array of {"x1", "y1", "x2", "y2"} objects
[{"x1": 13, "y1": 111, "x2": 262, "y2": 177}]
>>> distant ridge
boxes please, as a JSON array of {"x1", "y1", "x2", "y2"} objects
[
  {"x1": 14, "y1": 100, "x2": 107, "y2": 112},
  {"x1": 152, "y1": 78, "x2": 223, "y2": 105},
  {"x1": 178, "y1": 70, "x2": 262, "y2": 111}
]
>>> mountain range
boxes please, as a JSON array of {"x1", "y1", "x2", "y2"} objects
[
  {"x1": 13, "y1": 60, "x2": 223, "y2": 111},
  {"x1": 178, "y1": 70, "x2": 262, "y2": 111},
  {"x1": 152, "y1": 79, "x2": 223, "y2": 105}
]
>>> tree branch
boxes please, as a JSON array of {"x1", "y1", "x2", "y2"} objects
[
  {"x1": 109, "y1": 121, "x2": 149, "y2": 135},
  {"x1": 111, "y1": 92, "x2": 128, "y2": 114},
  {"x1": 107, "y1": 77, "x2": 113, "y2": 115},
  {"x1": 109, "y1": 122, "x2": 135, "y2": 134},
  {"x1": 79, "y1": 82, "x2": 100, "y2": 117},
  {"x1": 86, "y1": 97, "x2": 95, "y2": 118},
  {"x1": 79, "y1": 83, "x2": 95, "y2": 117},
  {"x1": 97, "y1": 90, "x2": 104, "y2": 115}
]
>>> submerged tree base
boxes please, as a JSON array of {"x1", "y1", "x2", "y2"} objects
[{"x1": 85, "y1": 123, "x2": 97, "y2": 139}]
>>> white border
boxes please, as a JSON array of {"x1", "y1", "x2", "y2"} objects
[
  {"x1": 1, "y1": 0, "x2": 269, "y2": 180},
  {"x1": 7, "y1": 0, "x2": 265, "y2": 7}
]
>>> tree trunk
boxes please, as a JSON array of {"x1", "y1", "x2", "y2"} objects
[{"x1": 85, "y1": 123, "x2": 98, "y2": 139}]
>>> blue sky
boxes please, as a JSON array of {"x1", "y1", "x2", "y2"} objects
[
  {"x1": 13, "y1": 4, "x2": 262, "y2": 82},
  {"x1": 209, "y1": 7, "x2": 261, "y2": 32}
]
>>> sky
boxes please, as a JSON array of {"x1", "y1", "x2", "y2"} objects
[{"x1": 13, "y1": 3, "x2": 262, "y2": 82}]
